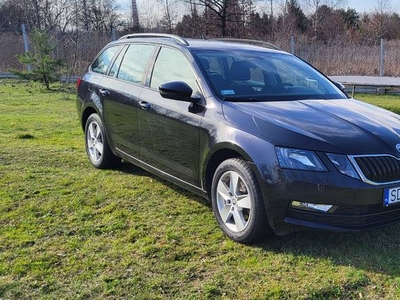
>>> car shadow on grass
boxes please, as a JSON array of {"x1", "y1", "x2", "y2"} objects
[
  {"x1": 113, "y1": 161, "x2": 400, "y2": 277},
  {"x1": 114, "y1": 160, "x2": 211, "y2": 207},
  {"x1": 258, "y1": 225, "x2": 400, "y2": 276}
]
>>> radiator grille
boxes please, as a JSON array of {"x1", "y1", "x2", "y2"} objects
[{"x1": 354, "y1": 156, "x2": 400, "y2": 183}]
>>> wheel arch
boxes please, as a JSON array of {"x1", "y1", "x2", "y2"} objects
[
  {"x1": 203, "y1": 140, "x2": 278, "y2": 234},
  {"x1": 81, "y1": 106, "x2": 98, "y2": 131},
  {"x1": 203, "y1": 143, "x2": 253, "y2": 199}
]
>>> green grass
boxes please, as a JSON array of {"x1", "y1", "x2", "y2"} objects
[
  {"x1": 1, "y1": 81, "x2": 400, "y2": 299},
  {"x1": 355, "y1": 93, "x2": 400, "y2": 115}
]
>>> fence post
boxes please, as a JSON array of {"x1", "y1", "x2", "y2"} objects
[
  {"x1": 379, "y1": 38, "x2": 385, "y2": 76},
  {"x1": 21, "y1": 24, "x2": 32, "y2": 72},
  {"x1": 291, "y1": 35, "x2": 295, "y2": 55}
]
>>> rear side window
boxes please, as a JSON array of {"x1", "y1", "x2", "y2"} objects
[
  {"x1": 117, "y1": 44, "x2": 155, "y2": 84},
  {"x1": 91, "y1": 45, "x2": 121, "y2": 75},
  {"x1": 109, "y1": 46, "x2": 127, "y2": 77}
]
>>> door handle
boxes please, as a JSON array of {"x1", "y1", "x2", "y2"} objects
[
  {"x1": 99, "y1": 89, "x2": 110, "y2": 96},
  {"x1": 139, "y1": 101, "x2": 151, "y2": 111}
]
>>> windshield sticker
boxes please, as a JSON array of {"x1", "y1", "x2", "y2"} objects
[{"x1": 221, "y1": 90, "x2": 235, "y2": 95}]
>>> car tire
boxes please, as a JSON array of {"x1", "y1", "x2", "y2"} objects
[
  {"x1": 211, "y1": 158, "x2": 271, "y2": 244},
  {"x1": 84, "y1": 113, "x2": 120, "y2": 169}
]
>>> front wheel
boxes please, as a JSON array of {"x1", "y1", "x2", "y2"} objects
[
  {"x1": 84, "y1": 113, "x2": 120, "y2": 169},
  {"x1": 211, "y1": 158, "x2": 271, "y2": 243}
]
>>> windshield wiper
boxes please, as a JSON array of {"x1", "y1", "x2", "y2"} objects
[
  {"x1": 222, "y1": 96, "x2": 262, "y2": 102},
  {"x1": 223, "y1": 94, "x2": 342, "y2": 102}
]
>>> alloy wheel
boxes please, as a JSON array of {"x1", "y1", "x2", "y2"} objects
[
  {"x1": 215, "y1": 170, "x2": 252, "y2": 232},
  {"x1": 86, "y1": 121, "x2": 104, "y2": 164}
]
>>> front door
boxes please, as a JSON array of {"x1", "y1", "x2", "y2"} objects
[{"x1": 138, "y1": 47, "x2": 203, "y2": 186}]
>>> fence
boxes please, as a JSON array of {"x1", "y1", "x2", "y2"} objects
[
  {"x1": 1, "y1": 28, "x2": 400, "y2": 78},
  {"x1": 0, "y1": 30, "x2": 112, "y2": 79},
  {"x1": 291, "y1": 38, "x2": 400, "y2": 77}
]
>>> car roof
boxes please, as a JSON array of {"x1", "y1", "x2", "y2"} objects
[
  {"x1": 115, "y1": 33, "x2": 285, "y2": 54},
  {"x1": 186, "y1": 39, "x2": 283, "y2": 52}
]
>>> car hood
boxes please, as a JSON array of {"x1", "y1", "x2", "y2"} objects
[{"x1": 223, "y1": 98, "x2": 400, "y2": 155}]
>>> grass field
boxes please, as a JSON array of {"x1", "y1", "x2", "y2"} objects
[{"x1": 1, "y1": 80, "x2": 400, "y2": 299}]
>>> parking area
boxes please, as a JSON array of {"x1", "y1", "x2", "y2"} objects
[{"x1": 330, "y1": 76, "x2": 400, "y2": 96}]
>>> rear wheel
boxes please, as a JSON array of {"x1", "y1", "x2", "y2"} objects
[
  {"x1": 211, "y1": 158, "x2": 271, "y2": 243},
  {"x1": 84, "y1": 113, "x2": 120, "y2": 169}
]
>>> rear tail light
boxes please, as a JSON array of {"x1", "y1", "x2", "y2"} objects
[{"x1": 76, "y1": 77, "x2": 82, "y2": 90}]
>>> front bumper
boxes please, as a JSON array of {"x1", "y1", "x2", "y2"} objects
[
  {"x1": 261, "y1": 167, "x2": 400, "y2": 234},
  {"x1": 285, "y1": 203, "x2": 400, "y2": 231}
]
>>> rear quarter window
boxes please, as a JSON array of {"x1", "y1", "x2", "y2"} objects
[{"x1": 91, "y1": 45, "x2": 121, "y2": 75}]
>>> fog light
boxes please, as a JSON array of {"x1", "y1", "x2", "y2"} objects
[{"x1": 291, "y1": 201, "x2": 337, "y2": 213}]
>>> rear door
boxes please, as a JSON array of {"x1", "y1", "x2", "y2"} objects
[
  {"x1": 84, "y1": 44, "x2": 122, "y2": 115},
  {"x1": 138, "y1": 47, "x2": 203, "y2": 186},
  {"x1": 102, "y1": 44, "x2": 156, "y2": 157}
]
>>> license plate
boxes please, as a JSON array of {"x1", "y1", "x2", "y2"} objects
[{"x1": 384, "y1": 187, "x2": 400, "y2": 206}]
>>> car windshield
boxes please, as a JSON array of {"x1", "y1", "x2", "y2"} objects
[{"x1": 193, "y1": 49, "x2": 347, "y2": 101}]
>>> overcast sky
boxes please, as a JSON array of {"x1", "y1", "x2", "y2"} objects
[{"x1": 347, "y1": 0, "x2": 398, "y2": 13}]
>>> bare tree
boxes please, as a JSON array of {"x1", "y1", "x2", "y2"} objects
[
  {"x1": 301, "y1": 0, "x2": 346, "y2": 39},
  {"x1": 180, "y1": 0, "x2": 251, "y2": 37},
  {"x1": 375, "y1": 0, "x2": 392, "y2": 13},
  {"x1": 175, "y1": 3, "x2": 205, "y2": 37},
  {"x1": 31, "y1": 0, "x2": 42, "y2": 27},
  {"x1": 137, "y1": 0, "x2": 162, "y2": 30},
  {"x1": 82, "y1": 0, "x2": 89, "y2": 30},
  {"x1": 84, "y1": 0, "x2": 121, "y2": 33},
  {"x1": 280, "y1": 0, "x2": 308, "y2": 36},
  {"x1": 158, "y1": 0, "x2": 179, "y2": 33},
  {"x1": 41, "y1": 0, "x2": 76, "y2": 32},
  {"x1": 0, "y1": 0, "x2": 35, "y2": 31},
  {"x1": 370, "y1": 0, "x2": 393, "y2": 39}
]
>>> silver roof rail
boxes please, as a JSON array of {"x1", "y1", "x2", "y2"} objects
[
  {"x1": 212, "y1": 38, "x2": 281, "y2": 51},
  {"x1": 118, "y1": 33, "x2": 189, "y2": 46}
]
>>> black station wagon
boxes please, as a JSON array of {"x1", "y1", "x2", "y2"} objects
[{"x1": 77, "y1": 33, "x2": 400, "y2": 243}]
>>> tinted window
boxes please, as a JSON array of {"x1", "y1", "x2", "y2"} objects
[
  {"x1": 109, "y1": 46, "x2": 127, "y2": 77},
  {"x1": 91, "y1": 45, "x2": 121, "y2": 75},
  {"x1": 151, "y1": 47, "x2": 199, "y2": 94},
  {"x1": 117, "y1": 44, "x2": 155, "y2": 84},
  {"x1": 195, "y1": 50, "x2": 347, "y2": 101}
]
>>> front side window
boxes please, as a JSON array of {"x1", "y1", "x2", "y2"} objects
[
  {"x1": 91, "y1": 45, "x2": 121, "y2": 75},
  {"x1": 117, "y1": 44, "x2": 155, "y2": 84},
  {"x1": 150, "y1": 47, "x2": 199, "y2": 95}
]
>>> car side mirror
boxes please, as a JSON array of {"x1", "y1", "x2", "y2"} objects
[
  {"x1": 333, "y1": 81, "x2": 351, "y2": 98},
  {"x1": 159, "y1": 81, "x2": 200, "y2": 103},
  {"x1": 333, "y1": 81, "x2": 346, "y2": 91}
]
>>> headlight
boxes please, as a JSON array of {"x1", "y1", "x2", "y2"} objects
[
  {"x1": 276, "y1": 147, "x2": 327, "y2": 171},
  {"x1": 326, "y1": 153, "x2": 360, "y2": 180}
]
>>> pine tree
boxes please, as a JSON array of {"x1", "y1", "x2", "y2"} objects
[{"x1": 14, "y1": 28, "x2": 64, "y2": 89}]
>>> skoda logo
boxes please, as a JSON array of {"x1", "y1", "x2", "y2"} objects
[{"x1": 396, "y1": 144, "x2": 400, "y2": 153}]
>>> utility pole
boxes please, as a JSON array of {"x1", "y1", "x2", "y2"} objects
[
  {"x1": 132, "y1": 0, "x2": 139, "y2": 32},
  {"x1": 270, "y1": 0, "x2": 273, "y2": 19},
  {"x1": 83, "y1": 0, "x2": 89, "y2": 31}
]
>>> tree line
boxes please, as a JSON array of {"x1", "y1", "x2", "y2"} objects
[
  {"x1": 174, "y1": 0, "x2": 400, "y2": 45},
  {"x1": 0, "y1": 0, "x2": 399, "y2": 45}
]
